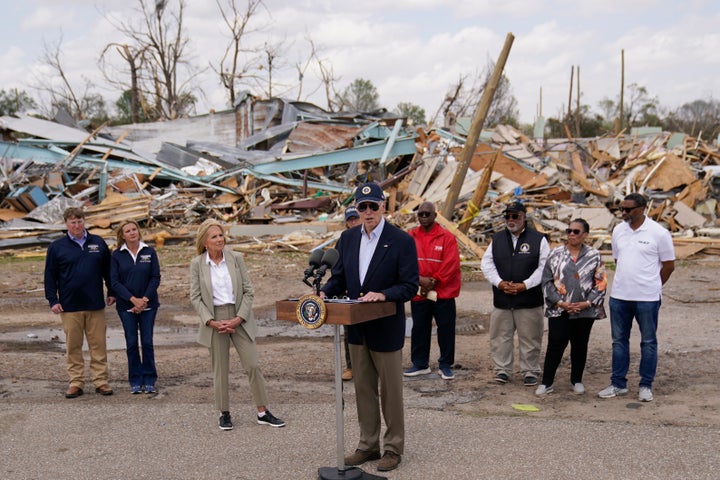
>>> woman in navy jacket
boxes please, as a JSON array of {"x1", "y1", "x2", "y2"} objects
[{"x1": 110, "y1": 220, "x2": 161, "y2": 394}]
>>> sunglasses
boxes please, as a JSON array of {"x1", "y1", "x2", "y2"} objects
[
  {"x1": 565, "y1": 228, "x2": 584, "y2": 235},
  {"x1": 417, "y1": 211, "x2": 432, "y2": 218},
  {"x1": 504, "y1": 213, "x2": 521, "y2": 220},
  {"x1": 357, "y1": 202, "x2": 380, "y2": 212},
  {"x1": 620, "y1": 205, "x2": 642, "y2": 213}
]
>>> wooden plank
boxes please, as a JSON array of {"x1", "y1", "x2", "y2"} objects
[
  {"x1": 406, "y1": 154, "x2": 441, "y2": 197},
  {"x1": 422, "y1": 159, "x2": 456, "y2": 200},
  {"x1": 570, "y1": 151, "x2": 587, "y2": 180},
  {"x1": 433, "y1": 212, "x2": 485, "y2": 259}
]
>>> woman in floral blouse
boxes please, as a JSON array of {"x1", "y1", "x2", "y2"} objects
[{"x1": 535, "y1": 218, "x2": 607, "y2": 396}]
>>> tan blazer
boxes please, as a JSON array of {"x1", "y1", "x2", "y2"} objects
[{"x1": 190, "y1": 248, "x2": 257, "y2": 348}]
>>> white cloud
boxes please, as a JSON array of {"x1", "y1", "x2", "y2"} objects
[{"x1": 0, "y1": 0, "x2": 717, "y2": 125}]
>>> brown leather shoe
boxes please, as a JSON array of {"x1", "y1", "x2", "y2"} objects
[
  {"x1": 65, "y1": 386, "x2": 84, "y2": 399},
  {"x1": 95, "y1": 384, "x2": 113, "y2": 396},
  {"x1": 344, "y1": 449, "x2": 381, "y2": 466},
  {"x1": 341, "y1": 368, "x2": 353, "y2": 381},
  {"x1": 377, "y1": 451, "x2": 401, "y2": 472}
]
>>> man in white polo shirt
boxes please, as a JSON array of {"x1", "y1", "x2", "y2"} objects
[{"x1": 598, "y1": 193, "x2": 675, "y2": 402}]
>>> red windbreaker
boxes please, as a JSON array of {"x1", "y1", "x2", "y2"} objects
[{"x1": 409, "y1": 222, "x2": 462, "y2": 301}]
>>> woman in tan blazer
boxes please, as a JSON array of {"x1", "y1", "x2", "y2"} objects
[{"x1": 190, "y1": 219, "x2": 285, "y2": 430}]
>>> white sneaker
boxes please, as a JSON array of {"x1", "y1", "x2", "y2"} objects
[
  {"x1": 535, "y1": 384, "x2": 554, "y2": 396},
  {"x1": 638, "y1": 387, "x2": 654, "y2": 402},
  {"x1": 572, "y1": 382, "x2": 585, "y2": 395},
  {"x1": 597, "y1": 384, "x2": 629, "y2": 398}
]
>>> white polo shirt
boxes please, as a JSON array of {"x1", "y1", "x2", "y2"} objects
[{"x1": 610, "y1": 216, "x2": 675, "y2": 301}]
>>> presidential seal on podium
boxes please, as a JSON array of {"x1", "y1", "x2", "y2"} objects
[{"x1": 295, "y1": 294, "x2": 327, "y2": 329}]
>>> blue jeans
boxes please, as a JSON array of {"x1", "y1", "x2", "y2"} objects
[
  {"x1": 409, "y1": 298, "x2": 456, "y2": 369},
  {"x1": 609, "y1": 297, "x2": 661, "y2": 389},
  {"x1": 118, "y1": 308, "x2": 158, "y2": 388}
]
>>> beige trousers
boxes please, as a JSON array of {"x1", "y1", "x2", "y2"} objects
[
  {"x1": 61, "y1": 309, "x2": 109, "y2": 388},
  {"x1": 349, "y1": 343, "x2": 404, "y2": 455},
  {"x1": 489, "y1": 306, "x2": 544, "y2": 377},
  {"x1": 210, "y1": 304, "x2": 268, "y2": 412}
]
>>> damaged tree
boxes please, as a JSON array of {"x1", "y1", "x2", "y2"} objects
[
  {"x1": 107, "y1": 0, "x2": 199, "y2": 120},
  {"x1": 212, "y1": 0, "x2": 266, "y2": 107},
  {"x1": 33, "y1": 36, "x2": 109, "y2": 124}
]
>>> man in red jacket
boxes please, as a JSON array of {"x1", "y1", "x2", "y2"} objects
[{"x1": 404, "y1": 201, "x2": 462, "y2": 380}]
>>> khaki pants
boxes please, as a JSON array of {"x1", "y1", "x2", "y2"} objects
[
  {"x1": 349, "y1": 343, "x2": 404, "y2": 455},
  {"x1": 211, "y1": 304, "x2": 268, "y2": 412},
  {"x1": 489, "y1": 306, "x2": 544, "y2": 377},
  {"x1": 61, "y1": 310, "x2": 108, "y2": 388}
]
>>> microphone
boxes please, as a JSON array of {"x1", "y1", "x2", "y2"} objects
[
  {"x1": 304, "y1": 249, "x2": 324, "y2": 277},
  {"x1": 314, "y1": 248, "x2": 339, "y2": 280},
  {"x1": 303, "y1": 249, "x2": 324, "y2": 287}
]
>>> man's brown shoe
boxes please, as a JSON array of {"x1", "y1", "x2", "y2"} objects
[
  {"x1": 65, "y1": 386, "x2": 84, "y2": 399},
  {"x1": 341, "y1": 368, "x2": 353, "y2": 381},
  {"x1": 344, "y1": 449, "x2": 380, "y2": 466},
  {"x1": 95, "y1": 384, "x2": 113, "y2": 396},
  {"x1": 377, "y1": 451, "x2": 401, "y2": 472}
]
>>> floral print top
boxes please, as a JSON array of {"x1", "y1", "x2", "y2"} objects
[{"x1": 541, "y1": 243, "x2": 607, "y2": 319}]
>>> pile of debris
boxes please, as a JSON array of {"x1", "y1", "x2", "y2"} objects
[{"x1": 1, "y1": 94, "x2": 719, "y2": 259}]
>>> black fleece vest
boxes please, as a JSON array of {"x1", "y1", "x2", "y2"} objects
[{"x1": 490, "y1": 227, "x2": 544, "y2": 309}]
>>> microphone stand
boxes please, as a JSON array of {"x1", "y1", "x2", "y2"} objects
[
  {"x1": 313, "y1": 272, "x2": 385, "y2": 480},
  {"x1": 312, "y1": 270, "x2": 326, "y2": 296}
]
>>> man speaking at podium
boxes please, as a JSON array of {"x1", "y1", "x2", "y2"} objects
[{"x1": 321, "y1": 182, "x2": 418, "y2": 472}]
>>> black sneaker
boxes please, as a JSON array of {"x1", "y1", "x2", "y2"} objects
[
  {"x1": 495, "y1": 372, "x2": 509, "y2": 384},
  {"x1": 524, "y1": 374, "x2": 538, "y2": 386},
  {"x1": 219, "y1": 411, "x2": 233, "y2": 430},
  {"x1": 257, "y1": 410, "x2": 285, "y2": 428}
]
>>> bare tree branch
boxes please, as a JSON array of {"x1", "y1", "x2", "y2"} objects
[
  {"x1": 103, "y1": 0, "x2": 200, "y2": 120},
  {"x1": 212, "y1": 0, "x2": 266, "y2": 107}
]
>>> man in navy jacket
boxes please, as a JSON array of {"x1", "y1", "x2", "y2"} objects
[
  {"x1": 44, "y1": 207, "x2": 115, "y2": 398},
  {"x1": 321, "y1": 182, "x2": 418, "y2": 473}
]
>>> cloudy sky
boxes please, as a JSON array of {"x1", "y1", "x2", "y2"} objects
[{"x1": 0, "y1": 0, "x2": 718, "y2": 125}]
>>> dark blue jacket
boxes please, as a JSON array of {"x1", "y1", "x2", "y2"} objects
[
  {"x1": 322, "y1": 221, "x2": 418, "y2": 352},
  {"x1": 110, "y1": 244, "x2": 161, "y2": 312},
  {"x1": 44, "y1": 232, "x2": 113, "y2": 312}
]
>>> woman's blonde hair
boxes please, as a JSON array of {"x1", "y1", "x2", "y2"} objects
[
  {"x1": 195, "y1": 219, "x2": 226, "y2": 255},
  {"x1": 115, "y1": 220, "x2": 142, "y2": 250}
]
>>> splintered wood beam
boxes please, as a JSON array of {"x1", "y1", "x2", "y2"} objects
[{"x1": 434, "y1": 211, "x2": 485, "y2": 259}]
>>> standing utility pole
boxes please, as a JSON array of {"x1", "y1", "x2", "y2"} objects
[
  {"x1": 575, "y1": 65, "x2": 581, "y2": 137},
  {"x1": 567, "y1": 65, "x2": 574, "y2": 121},
  {"x1": 619, "y1": 49, "x2": 625, "y2": 132}
]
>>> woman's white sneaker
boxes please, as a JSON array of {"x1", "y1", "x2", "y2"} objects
[
  {"x1": 535, "y1": 384, "x2": 554, "y2": 396},
  {"x1": 572, "y1": 382, "x2": 585, "y2": 395}
]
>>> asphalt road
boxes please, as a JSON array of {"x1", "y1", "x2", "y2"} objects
[{"x1": 2, "y1": 395, "x2": 719, "y2": 480}]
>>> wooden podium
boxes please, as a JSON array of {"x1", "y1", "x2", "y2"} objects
[
  {"x1": 276, "y1": 299, "x2": 395, "y2": 480},
  {"x1": 276, "y1": 299, "x2": 395, "y2": 325}
]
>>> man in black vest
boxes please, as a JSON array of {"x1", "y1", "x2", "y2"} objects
[{"x1": 481, "y1": 201, "x2": 550, "y2": 386}]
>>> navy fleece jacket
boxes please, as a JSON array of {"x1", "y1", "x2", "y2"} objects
[{"x1": 44, "y1": 232, "x2": 114, "y2": 312}]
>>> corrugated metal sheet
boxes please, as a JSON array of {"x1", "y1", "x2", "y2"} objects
[{"x1": 286, "y1": 122, "x2": 362, "y2": 153}]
